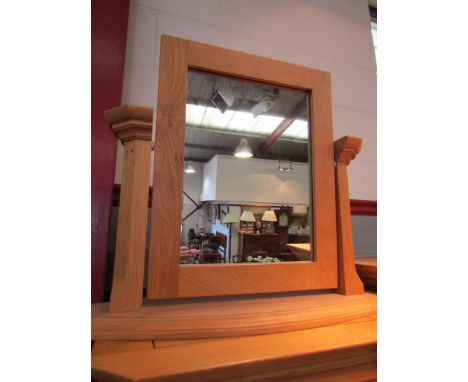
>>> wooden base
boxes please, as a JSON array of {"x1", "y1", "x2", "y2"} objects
[
  {"x1": 92, "y1": 292, "x2": 376, "y2": 340},
  {"x1": 92, "y1": 313, "x2": 376, "y2": 382}
]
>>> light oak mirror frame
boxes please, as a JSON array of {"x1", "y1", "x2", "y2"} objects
[{"x1": 147, "y1": 35, "x2": 337, "y2": 299}]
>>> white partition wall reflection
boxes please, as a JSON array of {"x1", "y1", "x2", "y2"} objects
[{"x1": 201, "y1": 155, "x2": 309, "y2": 205}]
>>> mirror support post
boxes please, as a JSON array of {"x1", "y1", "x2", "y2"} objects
[
  {"x1": 334, "y1": 136, "x2": 365, "y2": 295},
  {"x1": 104, "y1": 105, "x2": 153, "y2": 312}
]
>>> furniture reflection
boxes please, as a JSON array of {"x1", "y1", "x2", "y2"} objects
[
  {"x1": 180, "y1": 231, "x2": 227, "y2": 264},
  {"x1": 286, "y1": 243, "x2": 312, "y2": 261},
  {"x1": 214, "y1": 231, "x2": 227, "y2": 263},
  {"x1": 238, "y1": 233, "x2": 281, "y2": 262},
  {"x1": 179, "y1": 246, "x2": 198, "y2": 264},
  {"x1": 199, "y1": 248, "x2": 221, "y2": 263}
]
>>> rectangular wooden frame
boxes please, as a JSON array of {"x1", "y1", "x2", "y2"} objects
[{"x1": 147, "y1": 35, "x2": 337, "y2": 299}]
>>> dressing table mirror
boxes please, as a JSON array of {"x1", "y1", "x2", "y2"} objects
[
  {"x1": 147, "y1": 35, "x2": 340, "y2": 299},
  {"x1": 93, "y1": 35, "x2": 367, "y2": 334},
  {"x1": 92, "y1": 34, "x2": 375, "y2": 382}
]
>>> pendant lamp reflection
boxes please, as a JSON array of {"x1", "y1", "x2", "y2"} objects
[
  {"x1": 234, "y1": 138, "x2": 253, "y2": 158},
  {"x1": 184, "y1": 161, "x2": 196, "y2": 174}
]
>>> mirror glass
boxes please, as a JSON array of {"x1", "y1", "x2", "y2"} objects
[{"x1": 180, "y1": 69, "x2": 313, "y2": 265}]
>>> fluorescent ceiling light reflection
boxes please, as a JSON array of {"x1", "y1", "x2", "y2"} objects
[
  {"x1": 185, "y1": 104, "x2": 205, "y2": 126},
  {"x1": 228, "y1": 110, "x2": 256, "y2": 131},
  {"x1": 283, "y1": 119, "x2": 308, "y2": 139},
  {"x1": 202, "y1": 106, "x2": 234, "y2": 128},
  {"x1": 185, "y1": 104, "x2": 306, "y2": 140},
  {"x1": 253, "y1": 115, "x2": 284, "y2": 134}
]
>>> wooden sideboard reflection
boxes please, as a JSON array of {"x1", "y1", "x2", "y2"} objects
[{"x1": 238, "y1": 233, "x2": 281, "y2": 262}]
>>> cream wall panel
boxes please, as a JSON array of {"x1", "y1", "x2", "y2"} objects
[
  {"x1": 314, "y1": 0, "x2": 376, "y2": 70},
  {"x1": 137, "y1": 0, "x2": 219, "y2": 25},
  {"x1": 347, "y1": 160, "x2": 377, "y2": 201},
  {"x1": 333, "y1": 106, "x2": 376, "y2": 163},
  {"x1": 155, "y1": 10, "x2": 225, "y2": 50},
  {"x1": 330, "y1": 63, "x2": 376, "y2": 114},
  {"x1": 137, "y1": 0, "x2": 375, "y2": 70},
  {"x1": 121, "y1": 62, "x2": 157, "y2": 106},
  {"x1": 125, "y1": 5, "x2": 158, "y2": 66},
  {"x1": 213, "y1": 0, "x2": 321, "y2": 54}
]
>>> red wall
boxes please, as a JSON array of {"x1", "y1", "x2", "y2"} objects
[{"x1": 91, "y1": 0, "x2": 130, "y2": 303}]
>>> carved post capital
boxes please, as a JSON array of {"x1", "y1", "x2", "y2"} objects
[
  {"x1": 334, "y1": 136, "x2": 362, "y2": 165},
  {"x1": 104, "y1": 104, "x2": 153, "y2": 143}
]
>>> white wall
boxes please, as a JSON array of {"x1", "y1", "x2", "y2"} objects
[
  {"x1": 118, "y1": 0, "x2": 376, "y2": 201},
  {"x1": 200, "y1": 156, "x2": 217, "y2": 202}
]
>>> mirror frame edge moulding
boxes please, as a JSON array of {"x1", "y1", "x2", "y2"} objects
[{"x1": 147, "y1": 35, "x2": 337, "y2": 299}]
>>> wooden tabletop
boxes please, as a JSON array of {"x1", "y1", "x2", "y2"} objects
[
  {"x1": 92, "y1": 315, "x2": 376, "y2": 382},
  {"x1": 285, "y1": 243, "x2": 311, "y2": 256},
  {"x1": 92, "y1": 292, "x2": 377, "y2": 382},
  {"x1": 92, "y1": 292, "x2": 376, "y2": 340}
]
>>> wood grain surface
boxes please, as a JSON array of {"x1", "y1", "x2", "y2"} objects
[
  {"x1": 92, "y1": 292, "x2": 376, "y2": 340},
  {"x1": 92, "y1": 340, "x2": 154, "y2": 356},
  {"x1": 104, "y1": 104, "x2": 153, "y2": 127},
  {"x1": 147, "y1": 36, "x2": 188, "y2": 299},
  {"x1": 178, "y1": 261, "x2": 337, "y2": 297},
  {"x1": 106, "y1": 106, "x2": 153, "y2": 312},
  {"x1": 92, "y1": 314, "x2": 376, "y2": 382},
  {"x1": 334, "y1": 136, "x2": 365, "y2": 295},
  {"x1": 147, "y1": 35, "x2": 338, "y2": 299}
]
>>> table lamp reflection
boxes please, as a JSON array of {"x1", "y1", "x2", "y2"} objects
[
  {"x1": 222, "y1": 212, "x2": 239, "y2": 263},
  {"x1": 261, "y1": 210, "x2": 277, "y2": 233},
  {"x1": 239, "y1": 210, "x2": 256, "y2": 234}
]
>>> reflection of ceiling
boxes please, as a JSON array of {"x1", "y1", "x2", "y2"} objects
[
  {"x1": 184, "y1": 127, "x2": 309, "y2": 163},
  {"x1": 187, "y1": 70, "x2": 308, "y2": 118},
  {"x1": 185, "y1": 70, "x2": 311, "y2": 163},
  {"x1": 186, "y1": 104, "x2": 308, "y2": 140}
]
